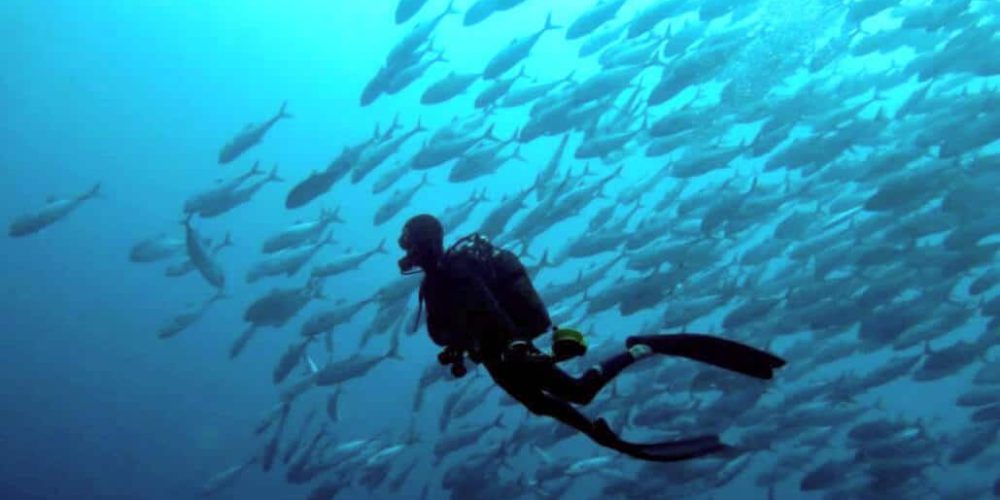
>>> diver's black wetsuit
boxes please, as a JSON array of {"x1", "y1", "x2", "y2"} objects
[
  {"x1": 407, "y1": 224, "x2": 782, "y2": 461},
  {"x1": 419, "y1": 237, "x2": 640, "y2": 445}
]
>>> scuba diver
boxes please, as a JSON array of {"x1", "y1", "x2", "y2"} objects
[{"x1": 397, "y1": 214, "x2": 786, "y2": 462}]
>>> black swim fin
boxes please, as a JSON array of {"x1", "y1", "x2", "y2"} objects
[
  {"x1": 590, "y1": 418, "x2": 729, "y2": 463},
  {"x1": 626, "y1": 334, "x2": 786, "y2": 380}
]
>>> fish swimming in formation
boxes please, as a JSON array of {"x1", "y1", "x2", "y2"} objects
[
  {"x1": 199, "y1": 456, "x2": 258, "y2": 497},
  {"x1": 421, "y1": 72, "x2": 481, "y2": 105},
  {"x1": 374, "y1": 174, "x2": 430, "y2": 226},
  {"x1": 218, "y1": 102, "x2": 292, "y2": 164},
  {"x1": 129, "y1": 233, "x2": 185, "y2": 263},
  {"x1": 246, "y1": 233, "x2": 334, "y2": 283},
  {"x1": 184, "y1": 161, "x2": 263, "y2": 215},
  {"x1": 273, "y1": 338, "x2": 313, "y2": 384},
  {"x1": 231, "y1": 280, "x2": 324, "y2": 358},
  {"x1": 191, "y1": 166, "x2": 284, "y2": 218},
  {"x1": 8, "y1": 183, "x2": 101, "y2": 238},
  {"x1": 566, "y1": 0, "x2": 626, "y2": 40},
  {"x1": 311, "y1": 240, "x2": 388, "y2": 278},
  {"x1": 182, "y1": 215, "x2": 226, "y2": 289},
  {"x1": 482, "y1": 14, "x2": 559, "y2": 80},
  {"x1": 34, "y1": 2, "x2": 1000, "y2": 499},
  {"x1": 315, "y1": 343, "x2": 402, "y2": 386},
  {"x1": 261, "y1": 208, "x2": 343, "y2": 254},
  {"x1": 300, "y1": 297, "x2": 376, "y2": 338},
  {"x1": 164, "y1": 232, "x2": 233, "y2": 278},
  {"x1": 157, "y1": 292, "x2": 225, "y2": 339},
  {"x1": 395, "y1": 0, "x2": 429, "y2": 24}
]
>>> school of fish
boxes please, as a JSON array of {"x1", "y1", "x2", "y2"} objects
[{"x1": 9, "y1": 0, "x2": 1000, "y2": 498}]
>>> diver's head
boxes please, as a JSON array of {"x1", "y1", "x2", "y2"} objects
[{"x1": 398, "y1": 214, "x2": 444, "y2": 274}]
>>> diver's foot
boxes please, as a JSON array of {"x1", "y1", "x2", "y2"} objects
[{"x1": 628, "y1": 344, "x2": 653, "y2": 361}]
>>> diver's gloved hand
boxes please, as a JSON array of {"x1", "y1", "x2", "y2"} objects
[{"x1": 502, "y1": 341, "x2": 553, "y2": 365}]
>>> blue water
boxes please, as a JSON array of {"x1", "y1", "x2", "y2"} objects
[
  {"x1": 3, "y1": 1, "x2": 999, "y2": 499},
  {"x1": 0, "y1": 2, "x2": 582, "y2": 498}
]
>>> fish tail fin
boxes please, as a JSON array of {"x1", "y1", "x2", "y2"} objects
[
  {"x1": 321, "y1": 232, "x2": 335, "y2": 246},
  {"x1": 414, "y1": 116, "x2": 428, "y2": 134},
  {"x1": 328, "y1": 205, "x2": 346, "y2": 224},
  {"x1": 492, "y1": 413, "x2": 506, "y2": 429},
  {"x1": 277, "y1": 101, "x2": 292, "y2": 120},
  {"x1": 267, "y1": 165, "x2": 285, "y2": 183},
  {"x1": 538, "y1": 248, "x2": 551, "y2": 270},
  {"x1": 388, "y1": 112, "x2": 401, "y2": 136},
  {"x1": 510, "y1": 145, "x2": 527, "y2": 163},
  {"x1": 249, "y1": 160, "x2": 263, "y2": 176},
  {"x1": 563, "y1": 70, "x2": 577, "y2": 84},
  {"x1": 374, "y1": 238, "x2": 388, "y2": 254},
  {"x1": 444, "y1": 0, "x2": 458, "y2": 16},
  {"x1": 218, "y1": 232, "x2": 234, "y2": 250},
  {"x1": 482, "y1": 123, "x2": 498, "y2": 142},
  {"x1": 504, "y1": 128, "x2": 521, "y2": 146},
  {"x1": 83, "y1": 182, "x2": 103, "y2": 200},
  {"x1": 386, "y1": 335, "x2": 404, "y2": 361},
  {"x1": 542, "y1": 12, "x2": 560, "y2": 32}
]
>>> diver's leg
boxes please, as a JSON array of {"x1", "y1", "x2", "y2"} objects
[
  {"x1": 489, "y1": 359, "x2": 726, "y2": 462},
  {"x1": 487, "y1": 361, "x2": 597, "y2": 434},
  {"x1": 542, "y1": 345, "x2": 653, "y2": 405},
  {"x1": 509, "y1": 386, "x2": 728, "y2": 463}
]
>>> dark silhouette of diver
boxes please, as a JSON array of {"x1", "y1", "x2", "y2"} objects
[{"x1": 397, "y1": 214, "x2": 786, "y2": 462}]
